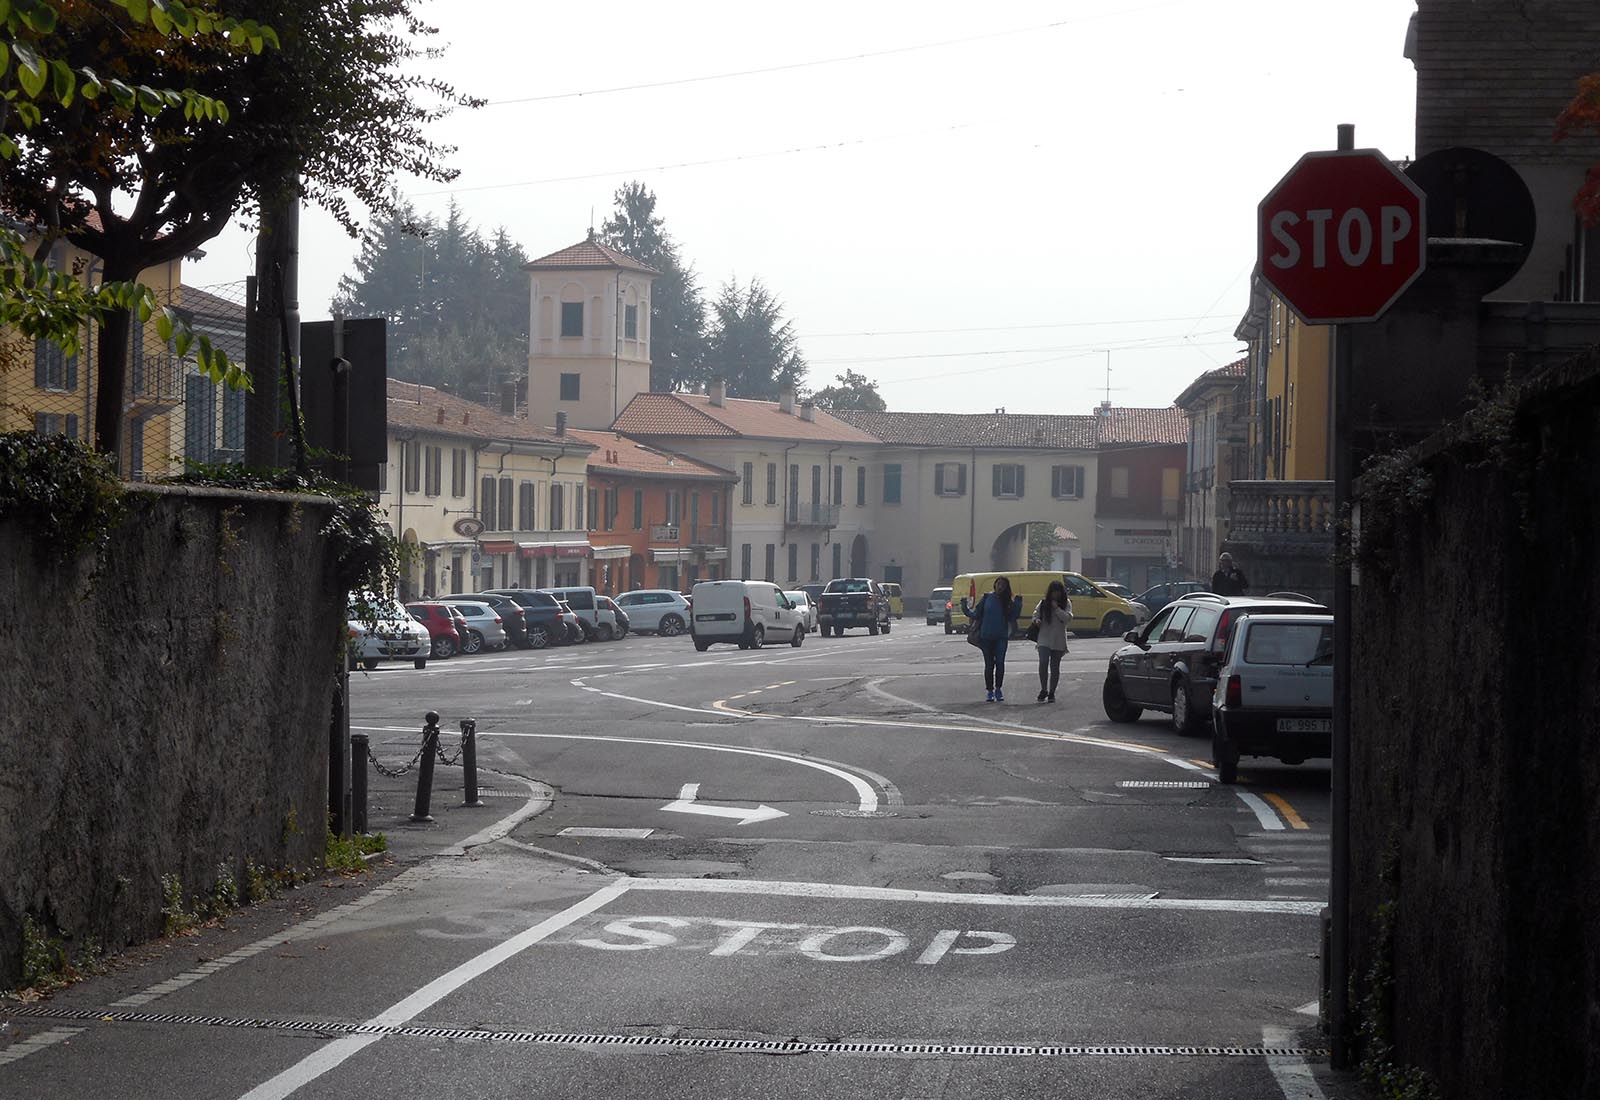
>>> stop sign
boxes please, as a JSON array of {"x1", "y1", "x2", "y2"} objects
[{"x1": 1258, "y1": 149, "x2": 1426, "y2": 324}]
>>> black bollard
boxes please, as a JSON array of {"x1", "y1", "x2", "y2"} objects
[
  {"x1": 411, "y1": 711, "x2": 439, "y2": 823},
  {"x1": 460, "y1": 718, "x2": 485, "y2": 808},
  {"x1": 351, "y1": 733, "x2": 369, "y2": 836}
]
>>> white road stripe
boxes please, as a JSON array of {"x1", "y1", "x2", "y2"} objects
[
  {"x1": 1263, "y1": 1025, "x2": 1328, "y2": 1099},
  {"x1": 1235, "y1": 791, "x2": 1286, "y2": 830}
]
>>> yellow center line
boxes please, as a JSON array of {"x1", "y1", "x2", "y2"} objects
[{"x1": 1263, "y1": 793, "x2": 1309, "y2": 829}]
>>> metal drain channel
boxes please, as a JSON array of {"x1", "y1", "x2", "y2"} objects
[
  {"x1": 1117, "y1": 780, "x2": 1212, "y2": 789},
  {"x1": 5, "y1": 1006, "x2": 1328, "y2": 1059}
]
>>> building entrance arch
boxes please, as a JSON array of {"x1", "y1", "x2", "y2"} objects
[
  {"x1": 849, "y1": 533, "x2": 867, "y2": 577},
  {"x1": 988, "y1": 522, "x2": 1081, "y2": 574}
]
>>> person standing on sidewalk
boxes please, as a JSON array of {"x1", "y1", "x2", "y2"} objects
[
  {"x1": 1210, "y1": 552, "x2": 1249, "y2": 595},
  {"x1": 1033, "y1": 579, "x2": 1073, "y2": 702},
  {"x1": 965, "y1": 576, "x2": 1021, "y2": 702}
]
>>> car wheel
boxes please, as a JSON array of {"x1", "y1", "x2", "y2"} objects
[
  {"x1": 361, "y1": 658, "x2": 380, "y2": 671},
  {"x1": 694, "y1": 638, "x2": 710, "y2": 652},
  {"x1": 1101, "y1": 676, "x2": 1142, "y2": 723},
  {"x1": 1102, "y1": 613, "x2": 1130, "y2": 637},
  {"x1": 750, "y1": 624, "x2": 765, "y2": 649},
  {"x1": 944, "y1": 623, "x2": 953, "y2": 635},
  {"x1": 659, "y1": 614, "x2": 685, "y2": 637},
  {"x1": 790, "y1": 625, "x2": 804, "y2": 648},
  {"x1": 868, "y1": 621, "x2": 879, "y2": 636},
  {"x1": 1212, "y1": 720, "x2": 1239, "y2": 784},
  {"x1": 882, "y1": 621, "x2": 891, "y2": 635},
  {"x1": 462, "y1": 629, "x2": 484, "y2": 655},
  {"x1": 571, "y1": 627, "x2": 587, "y2": 645},
  {"x1": 413, "y1": 657, "x2": 427, "y2": 670},
  {"x1": 598, "y1": 624, "x2": 614, "y2": 641},
  {"x1": 1170, "y1": 678, "x2": 1199, "y2": 735},
  {"x1": 526, "y1": 625, "x2": 550, "y2": 649},
  {"x1": 432, "y1": 635, "x2": 457, "y2": 659}
]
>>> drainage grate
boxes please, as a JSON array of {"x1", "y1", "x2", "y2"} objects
[
  {"x1": 1117, "y1": 780, "x2": 1212, "y2": 789},
  {"x1": 809, "y1": 809, "x2": 898, "y2": 818},
  {"x1": 5, "y1": 1006, "x2": 1328, "y2": 1059}
]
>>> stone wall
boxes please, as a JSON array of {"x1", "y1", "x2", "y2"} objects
[
  {"x1": 1349, "y1": 351, "x2": 1600, "y2": 1098},
  {"x1": 0, "y1": 486, "x2": 345, "y2": 986}
]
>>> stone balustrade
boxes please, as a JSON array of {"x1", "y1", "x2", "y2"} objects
[{"x1": 1226, "y1": 480, "x2": 1334, "y2": 538}]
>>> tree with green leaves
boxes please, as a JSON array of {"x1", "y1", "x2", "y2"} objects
[
  {"x1": 704, "y1": 276, "x2": 806, "y2": 400},
  {"x1": 807, "y1": 369, "x2": 887, "y2": 412},
  {"x1": 600, "y1": 182, "x2": 707, "y2": 393},
  {"x1": 2, "y1": 0, "x2": 479, "y2": 456}
]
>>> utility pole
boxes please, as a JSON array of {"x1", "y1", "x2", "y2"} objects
[{"x1": 245, "y1": 196, "x2": 300, "y2": 468}]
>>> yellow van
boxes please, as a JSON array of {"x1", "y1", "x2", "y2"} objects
[
  {"x1": 880, "y1": 582, "x2": 904, "y2": 619},
  {"x1": 950, "y1": 571, "x2": 1137, "y2": 637}
]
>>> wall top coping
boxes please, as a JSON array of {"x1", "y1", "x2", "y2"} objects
[{"x1": 127, "y1": 483, "x2": 339, "y2": 509}]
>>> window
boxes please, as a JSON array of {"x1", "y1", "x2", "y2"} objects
[
  {"x1": 856, "y1": 465, "x2": 866, "y2": 506},
  {"x1": 518, "y1": 482, "x2": 535, "y2": 531},
  {"x1": 34, "y1": 339, "x2": 77, "y2": 391},
  {"x1": 424, "y1": 446, "x2": 442, "y2": 496},
  {"x1": 810, "y1": 543, "x2": 820, "y2": 581},
  {"x1": 764, "y1": 543, "x2": 776, "y2": 582},
  {"x1": 788, "y1": 463, "x2": 799, "y2": 517},
  {"x1": 481, "y1": 476, "x2": 497, "y2": 529},
  {"x1": 33, "y1": 412, "x2": 79, "y2": 439},
  {"x1": 1110, "y1": 466, "x2": 1130, "y2": 498},
  {"x1": 451, "y1": 449, "x2": 467, "y2": 497},
  {"x1": 499, "y1": 478, "x2": 513, "y2": 531},
  {"x1": 740, "y1": 544, "x2": 752, "y2": 580},
  {"x1": 624, "y1": 304, "x2": 638, "y2": 340},
  {"x1": 633, "y1": 489, "x2": 644, "y2": 530},
  {"x1": 992, "y1": 463, "x2": 1024, "y2": 498},
  {"x1": 710, "y1": 491, "x2": 720, "y2": 527},
  {"x1": 831, "y1": 542, "x2": 842, "y2": 579},
  {"x1": 939, "y1": 543, "x2": 959, "y2": 581},
  {"x1": 559, "y1": 373, "x2": 581, "y2": 401},
  {"x1": 604, "y1": 487, "x2": 618, "y2": 530},
  {"x1": 742, "y1": 461, "x2": 754, "y2": 505},
  {"x1": 665, "y1": 490, "x2": 681, "y2": 526},
  {"x1": 811, "y1": 465, "x2": 822, "y2": 511},
  {"x1": 934, "y1": 462, "x2": 966, "y2": 497},
  {"x1": 883, "y1": 464, "x2": 901, "y2": 505},
  {"x1": 788, "y1": 542, "x2": 799, "y2": 582},
  {"x1": 690, "y1": 491, "x2": 700, "y2": 536},
  {"x1": 766, "y1": 462, "x2": 777, "y2": 506},
  {"x1": 560, "y1": 301, "x2": 583, "y2": 338},
  {"x1": 405, "y1": 442, "x2": 422, "y2": 494},
  {"x1": 832, "y1": 464, "x2": 843, "y2": 505},
  {"x1": 549, "y1": 483, "x2": 564, "y2": 529},
  {"x1": 1051, "y1": 465, "x2": 1085, "y2": 500},
  {"x1": 575, "y1": 487, "x2": 585, "y2": 530},
  {"x1": 587, "y1": 489, "x2": 599, "y2": 531}
]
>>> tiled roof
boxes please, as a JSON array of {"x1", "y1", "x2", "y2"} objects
[
  {"x1": 566, "y1": 429, "x2": 735, "y2": 481},
  {"x1": 1094, "y1": 406, "x2": 1189, "y2": 447},
  {"x1": 1174, "y1": 357, "x2": 1249, "y2": 408},
  {"x1": 386, "y1": 379, "x2": 595, "y2": 450},
  {"x1": 834, "y1": 410, "x2": 1099, "y2": 449},
  {"x1": 525, "y1": 234, "x2": 660, "y2": 276},
  {"x1": 614, "y1": 392, "x2": 879, "y2": 444}
]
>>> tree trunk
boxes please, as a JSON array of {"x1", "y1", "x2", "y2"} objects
[{"x1": 93, "y1": 305, "x2": 133, "y2": 461}]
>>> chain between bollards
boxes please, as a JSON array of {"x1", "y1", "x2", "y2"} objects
[
  {"x1": 411, "y1": 711, "x2": 439, "y2": 822},
  {"x1": 460, "y1": 718, "x2": 484, "y2": 807}
]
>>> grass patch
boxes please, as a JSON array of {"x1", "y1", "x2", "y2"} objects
[{"x1": 325, "y1": 830, "x2": 388, "y2": 874}]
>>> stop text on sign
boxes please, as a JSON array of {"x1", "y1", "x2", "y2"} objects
[
  {"x1": 570, "y1": 915, "x2": 1016, "y2": 964},
  {"x1": 1266, "y1": 205, "x2": 1414, "y2": 271}
]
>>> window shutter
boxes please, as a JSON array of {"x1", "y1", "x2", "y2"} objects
[
  {"x1": 958, "y1": 464, "x2": 967, "y2": 494},
  {"x1": 935, "y1": 464, "x2": 946, "y2": 495},
  {"x1": 1016, "y1": 465, "x2": 1025, "y2": 498},
  {"x1": 66, "y1": 415, "x2": 79, "y2": 440},
  {"x1": 992, "y1": 465, "x2": 1002, "y2": 496}
]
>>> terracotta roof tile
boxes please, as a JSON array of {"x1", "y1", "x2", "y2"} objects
[
  {"x1": 566, "y1": 429, "x2": 735, "y2": 481},
  {"x1": 1174, "y1": 357, "x2": 1249, "y2": 408},
  {"x1": 386, "y1": 379, "x2": 595, "y2": 450},
  {"x1": 614, "y1": 392, "x2": 878, "y2": 443},
  {"x1": 525, "y1": 235, "x2": 660, "y2": 276},
  {"x1": 834, "y1": 410, "x2": 1099, "y2": 449},
  {"x1": 1094, "y1": 406, "x2": 1190, "y2": 446}
]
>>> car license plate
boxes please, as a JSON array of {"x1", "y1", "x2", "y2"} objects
[{"x1": 1277, "y1": 718, "x2": 1332, "y2": 733}]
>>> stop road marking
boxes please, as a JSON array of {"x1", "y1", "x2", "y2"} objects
[{"x1": 572, "y1": 916, "x2": 1016, "y2": 964}]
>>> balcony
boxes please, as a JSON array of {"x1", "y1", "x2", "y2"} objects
[
  {"x1": 1221, "y1": 480, "x2": 1334, "y2": 605},
  {"x1": 127, "y1": 354, "x2": 186, "y2": 411},
  {"x1": 646, "y1": 522, "x2": 727, "y2": 547},
  {"x1": 785, "y1": 499, "x2": 840, "y2": 529}
]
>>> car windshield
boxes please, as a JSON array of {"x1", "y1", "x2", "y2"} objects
[{"x1": 827, "y1": 580, "x2": 869, "y2": 593}]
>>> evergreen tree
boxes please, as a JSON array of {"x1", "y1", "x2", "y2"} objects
[
  {"x1": 600, "y1": 182, "x2": 707, "y2": 393},
  {"x1": 808, "y1": 370, "x2": 887, "y2": 412},
  {"x1": 704, "y1": 277, "x2": 807, "y2": 400}
]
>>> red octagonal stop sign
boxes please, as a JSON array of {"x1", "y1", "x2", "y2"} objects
[{"x1": 1258, "y1": 149, "x2": 1426, "y2": 324}]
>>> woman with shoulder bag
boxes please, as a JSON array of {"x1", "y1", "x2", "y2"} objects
[
  {"x1": 1033, "y1": 579, "x2": 1073, "y2": 702},
  {"x1": 963, "y1": 576, "x2": 1022, "y2": 702}
]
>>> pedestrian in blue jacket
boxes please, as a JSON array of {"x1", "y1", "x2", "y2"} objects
[{"x1": 966, "y1": 576, "x2": 1022, "y2": 702}]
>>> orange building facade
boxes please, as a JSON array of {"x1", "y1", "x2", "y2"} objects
[{"x1": 569, "y1": 429, "x2": 737, "y2": 596}]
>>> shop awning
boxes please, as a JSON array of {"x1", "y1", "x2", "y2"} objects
[
  {"x1": 590, "y1": 544, "x2": 632, "y2": 560},
  {"x1": 479, "y1": 540, "x2": 517, "y2": 555}
]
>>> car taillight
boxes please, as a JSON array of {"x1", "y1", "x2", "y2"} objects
[
  {"x1": 743, "y1": 596, "x2": 752, "y2": 623},
  {"x1": 1214, "y1": 610, "x2": 1233, "y2": 651},
  {"x1": 945, "y1": 600, "x2": 952, "y2": 610},
  {"x1": 1226, "y1": 674, "x2": 1241, "y2": 708},
  {"x1": 493, "y1": 615, "x2": 502, "y2": 624}
]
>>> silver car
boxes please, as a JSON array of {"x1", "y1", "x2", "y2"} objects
[
  {"x1": 783, "y1": 590, "x2": 819, "y2": 632},
  {"x1": 445, "y1": 600, "x2": 508, "y2": 654},
  {"x1": 614, "y1": 589, "x2": 692, "y2": 635},
  {"x1": 347, "y1": 597, "x2": 430, "y2": 670}
]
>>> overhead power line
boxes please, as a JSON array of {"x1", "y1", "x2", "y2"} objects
[
  {"x1": 800, "y1": 312, "x2": 1237, "y2": 339},
  {"x1": 807, "y1": 329, "x2": 1237, "y2": 366}
]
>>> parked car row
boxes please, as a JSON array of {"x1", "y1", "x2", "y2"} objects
[{"x1": 1099, "y1": 590, "x2": 1333, "y2": 783}]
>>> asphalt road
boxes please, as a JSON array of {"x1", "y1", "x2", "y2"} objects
[{"x1": 2, "y1": 620, "x2": 1351, "y2": 1099}]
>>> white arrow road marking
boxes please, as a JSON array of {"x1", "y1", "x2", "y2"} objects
[{"x1": 661, "y1": 782, "x2": 788, "y2": 826}]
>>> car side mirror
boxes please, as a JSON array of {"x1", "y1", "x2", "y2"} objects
[{"x1": 1123, "y1": 630, "x2": 1142, "y2": 645}]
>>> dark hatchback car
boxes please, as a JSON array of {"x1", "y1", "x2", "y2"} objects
[
  {"x1": 459, "y1": 592, "x2": 530, "y2": 649},
  {"x1": 486, "y1": 589, "x2": 573, "y2": 649},
  {"x1": 1131, "y1": 580, "x2": 1213, "y2": 615},
  {"x1": 1101, "y1": 592, "x2": 1328, "y2": 734}
]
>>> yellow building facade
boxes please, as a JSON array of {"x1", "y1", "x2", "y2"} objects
[{"x1": 1255, "y1": 293, "x2": 1333, "y2": 481}]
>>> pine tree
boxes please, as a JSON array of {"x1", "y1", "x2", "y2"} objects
[
  {"x1": 600, "y1": 182, "x2": 707, "y2": 393},
  {"x1": 705, "y1": 277, "x2": 807, "y2": 400}
]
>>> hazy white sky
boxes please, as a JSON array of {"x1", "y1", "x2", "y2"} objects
[{"x1": 184, "y1": 0, "x2": 1419, "y2": 415}]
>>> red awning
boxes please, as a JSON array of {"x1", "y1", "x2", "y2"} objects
[{"x1": 480, "y1": 541, "x2": 516, "y2": 555}]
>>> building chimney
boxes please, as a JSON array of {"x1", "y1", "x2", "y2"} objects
[
  {"x1": 1096, "y1": 399, "x2": 1113, "y2": 417},
  {"x1": 779, "y1": 386, "x2": 796, "y2": 415},
  {"x1": 555, "y1": 411, "x2": 567, "y2": 436},
  {"x1": 709, "y1": 378, "x2": 727, "y2": 407},
  {"x1": 436, "y1": 407, "x2": 445, "y2": 424},
  {"x1": 800, "y1": 401, "x2": 816, "y2": 422},
  {"x1": 500, "y1": 382, "x2": 517, "y2": 417}
]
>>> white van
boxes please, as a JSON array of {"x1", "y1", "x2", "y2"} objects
[
  {"x1": 542, "y1": 586, "x2": 601, "y2": 640},
  {"x1": 690, "y1": 580, "x2": 805, "y2": 652}
]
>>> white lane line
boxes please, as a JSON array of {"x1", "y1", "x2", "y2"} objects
[
  {"x1": 354, "y1": 727, "x2": 883, "y2": 814},
  {"x1": 1236, "y1": 791, "x2": 1287, "y2": 831},
  {"x1": 0, "y1": 1026, "x2": 85, "y2": 1065},
  {"x1": 624, "y1": 876, "x2": 1323, "y2": 915},
  {"x1": 233, "y1": 884, "x2": 629, "y2": 1100},
  {"x1": 1263, "y1": 1025, "x2": 1328, "y2": 1099}
]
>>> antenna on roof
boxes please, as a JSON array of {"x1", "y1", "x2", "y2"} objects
[{"x1": 1103, "y1": 349, "x2": 1112, "y2": 406}]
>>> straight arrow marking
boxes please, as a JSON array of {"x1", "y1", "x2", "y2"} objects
[{"x1": 661, "y1": 783, "x2": 788, "y2": 826}]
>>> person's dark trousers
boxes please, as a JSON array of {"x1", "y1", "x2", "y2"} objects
[
  {"x1": 1038, "y1": 647, "x2": 1063, "y2": 695},
  {"x1": 979, "y1": 637, "x2": 1009, "y2": 691}
]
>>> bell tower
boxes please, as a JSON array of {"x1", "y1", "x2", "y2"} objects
[{"x1": 524, "y1": 231, "x2": 659, "y2": 429}]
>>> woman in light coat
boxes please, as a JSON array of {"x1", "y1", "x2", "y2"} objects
[{"x1": 1033, "y1": 579, "x2": 1073, "y2": 702}]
